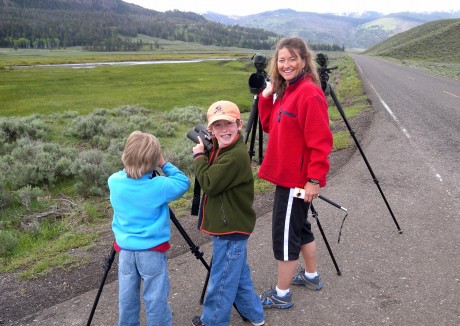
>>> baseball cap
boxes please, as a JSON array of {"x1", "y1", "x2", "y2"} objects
[{"x1": 207, "y1": 100, "x2": 241, "y2": 127}]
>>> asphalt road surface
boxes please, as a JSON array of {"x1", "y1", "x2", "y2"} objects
[
  {"x1": 10, "y1": 56, "x2": 460, "y2": 325},
  {"x1": 352, "y1": 55, "x2": 460, "y2": 191}
]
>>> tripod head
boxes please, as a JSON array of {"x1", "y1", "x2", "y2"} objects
[
  {"x1": 248, "y1": 54, "x2": 269, "y2": 95},
  {"x1": 315, "y1": 53, "x2": 338, "y2": 95}
]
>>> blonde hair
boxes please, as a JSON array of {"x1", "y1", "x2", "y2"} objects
[
  {"x1": 122, "y1": 131, "x2": 161, "y2": 179},
  {"x1": 268, "y1": 36, "x2": 320, "y2": 100}
]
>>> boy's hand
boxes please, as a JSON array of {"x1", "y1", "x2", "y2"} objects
[
  {"x1": 158, "y1": 154, "x2": 166, "y2": 168},
  {"x1": 192, "y1": 136, "x2": 205, "y2": 154}
]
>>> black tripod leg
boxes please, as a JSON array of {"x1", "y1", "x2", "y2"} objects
[
  {"x1": 329, "y1": 86, "x2": 402, "y2": 234},
  {"x1": 244, "y1": 95, "x2": 258, "y2": 143},
  {"x1": 87, "y1": 246, "x2": 116, "y2": 326},
  {"x1": 248, "y1": 106, "x2": 259, "y2": 161},
  {"x1": 244, "y1": 95, "x2": 259, "y2": 161},
  {"x1": 258, "y1": 118, "x2": 264, "y2": 164},
  {"x1": 169, "y1": 208, "x2": 210, "y2": 270},
  {"x1": 169, "y1": 208, "x2": 247, "y2": 321},
  {"x1": 200, "y1": 258, "x2": 212, "y2": 304},
  {"x1": 310, "y1": 203, "x2": 342, "y2": 276}
]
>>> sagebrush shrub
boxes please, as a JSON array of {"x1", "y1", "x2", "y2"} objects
[
  {"x1": 0, "y1": 230, "x2": 19, "y2": 257},
  {"x1": 165, "y1": 106, "x2": 206, "y2": 126},
  {"x1": 15, "y1": 185, "x2": 44, "y2": 209},
  {"x1": 3, "y1": 138, "x2": 78, "y2": 190},
  {"x1": 71, "y1": 149, "x2": 114, "y2": 197},
  {"x1": 164, "y1": 141, "x2": 195, "y2": 177},
  {"x1": 113, "y1": 105, "x2": 150, "y2": 117},
  {"x1": 0, "y1": 116, "x2": 49, "y2": 142},
  {"x1": 65, "y1": 115, "x2": 107, "y2": 140}
]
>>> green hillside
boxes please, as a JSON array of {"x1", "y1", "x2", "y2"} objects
[
  {"x1": 361, "y1": 17, "x2": 417, "y2": 32},
  {"x1": 364, "y1": 19, "x2": 460, "y2": 62},
  {"x1": 363, "y1": 18, "x2": 460, "y2": 79}
]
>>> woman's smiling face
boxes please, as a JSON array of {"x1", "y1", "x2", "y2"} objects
[{"x1": 277, "y1": 47, "x2": 306, "y2": 82}]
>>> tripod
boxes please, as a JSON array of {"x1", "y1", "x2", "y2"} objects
[
  {"x1": 87, "y1": 208, "x2": 208, "y2": 325},
  {"x1": 316, "y1": 53, "x2": 402, "y2": 234},
  {"x1": 244, "y1": 54, "x2": 269, "y2": 163},
  {"x1": 86, "y1": 208, "x2": 246, "y2": 325},
  {"x1": 243, "y1": 94, "x2": 264, "y2": 164},
  {"x1": 293, "y1": 188, "x2": 347, "y2": 276}
]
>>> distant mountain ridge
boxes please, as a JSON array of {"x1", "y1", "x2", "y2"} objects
[
  {"x1": 203, "y1": 9, "x2": 460, "y2": 48},
  {"x1": 1, "y1": 1, "x2": 459, "y2": 51}
]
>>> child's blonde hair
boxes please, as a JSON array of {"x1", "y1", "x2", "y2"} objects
[{"x1": 122, "y1": 131, "x2": 161, "y2": 179}]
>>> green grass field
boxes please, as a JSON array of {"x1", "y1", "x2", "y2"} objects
[{"x1": 1, "y1": 59, "x2": 256, "y2": 116}]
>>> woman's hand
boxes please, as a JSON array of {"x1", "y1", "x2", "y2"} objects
[
  {"x1": 192, "y1": 136, "x2": 205, "y2": 155},
  {"x1": 304, "y1": 182, "x2": 319, "y2": 203},
  {"x1": 262, "y1": 81, "x2": 274, "y2": 98}
]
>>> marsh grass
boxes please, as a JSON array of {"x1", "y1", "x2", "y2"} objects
[{"x1": 1, "y1": 59, "x2": 253, "y2": 117}]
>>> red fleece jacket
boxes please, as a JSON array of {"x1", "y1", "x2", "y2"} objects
[{"x1": 258, "y1": 75, "x2": 333, "y2": 188}]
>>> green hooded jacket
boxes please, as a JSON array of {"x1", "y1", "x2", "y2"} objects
[{"x1": 194, "y1": 133, "x2": 256, "y2": 235}]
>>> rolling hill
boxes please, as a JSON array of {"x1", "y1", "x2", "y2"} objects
[
  {"x1": 204, "y1": 9, "x2": 460, "y2": 49},
  {"x1": 363, "y1": 18, "x2": 460, "y2": 62}
]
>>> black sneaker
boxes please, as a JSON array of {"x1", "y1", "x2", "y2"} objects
[
  {"x1": 291, "y1": 268, "x2": 323, "y2": 290},
  {"x1": 192, "y1": 316, "x2": 205, "y2": 326},
  {"x1": 260, "y1": 287, "x2": 294, "y2": 309}
]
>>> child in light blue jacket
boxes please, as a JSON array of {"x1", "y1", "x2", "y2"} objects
[{"x1": 108, "y1": 130, "x2": 190, "y2": 326}]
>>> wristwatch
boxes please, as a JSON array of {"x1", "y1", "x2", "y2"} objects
[{"x1": 307, "y1": 179, "x2": 320, "y2": 185}]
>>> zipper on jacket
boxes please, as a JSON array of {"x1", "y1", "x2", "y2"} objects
[
  {"x1": 220, "y1": 195, "x2": 227, "y2": 225},
  {"x1": 277, "y1": 110, "x2": 296, "y2": 122}
]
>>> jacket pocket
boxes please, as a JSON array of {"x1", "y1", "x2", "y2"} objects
[{"x1": 277, "y1": 110, "x2": 296, "y2": 122}]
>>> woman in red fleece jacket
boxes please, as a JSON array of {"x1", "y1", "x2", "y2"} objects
[{"x1": 258, "y1": 37, "x2": 333, "y2": 309}]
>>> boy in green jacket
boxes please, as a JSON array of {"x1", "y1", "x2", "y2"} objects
[{"x1": 191, "y1": 100, "x2": 265, "y2": 326}]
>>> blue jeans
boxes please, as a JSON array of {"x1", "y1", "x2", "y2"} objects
[
  {"x1": 201, "y1": 236, "x2": 264, "y2": 326},
  {"x1": 118, "y1": 250, "x2": 172, "y2": 326}
]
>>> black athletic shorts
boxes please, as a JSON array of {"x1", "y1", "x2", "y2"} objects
[{"x1": 272, "y1": 185, "x2": 315, "y2": 261}]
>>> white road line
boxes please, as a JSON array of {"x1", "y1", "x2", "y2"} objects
[
  {"x1": 368, "y1": 83, "x2": 412, "y2": 139},
  {"x1": 443, "y1": 90, "x2": 460, "y2": 98},
  {"x1": 355, "y1": 61, "x2": 444, "y2": 183}
]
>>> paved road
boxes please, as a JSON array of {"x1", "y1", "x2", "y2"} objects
[
  {"x1": 11, "y1": 56, "x2": 460, "y2": 325},
  {"x1": 352, "y1": 55, "x2": 460, "y2": 191}
]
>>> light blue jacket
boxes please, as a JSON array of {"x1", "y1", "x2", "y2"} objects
[{"x1": 109, "y1": 162, "x2": 190, "y2": 250}]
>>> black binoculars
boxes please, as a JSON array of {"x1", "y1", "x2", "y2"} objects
[{"x1": 187, "y1": 124, "x2": 213, "y2": 152}]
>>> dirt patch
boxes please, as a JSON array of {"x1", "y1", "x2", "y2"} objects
[{"x1": 0, "y1": 110, "x2": 373, "y2": 325}]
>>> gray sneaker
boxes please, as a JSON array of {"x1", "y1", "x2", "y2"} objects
[
  {"x1": 260, "y1": 287, "x2": 294, "y2": 309},
  {"x1": 291, "y1": 269, "x2": 323, "y2": 290}
]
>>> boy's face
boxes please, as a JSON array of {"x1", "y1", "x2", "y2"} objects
[{"x1": 209, "y1": 120, "x2": 241, "y2": 148}]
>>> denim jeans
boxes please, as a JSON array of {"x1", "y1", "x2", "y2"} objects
[
  {"x1": 118, "y1": 250, "x2": 172, "y2": 326},
  {"x1": 201, "y1": 236, "x2": 264, "y2": 326}
]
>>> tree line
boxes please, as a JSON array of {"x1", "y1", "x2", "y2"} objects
[
  {"x1": 0, "y1": 0, "x2": 344, "y2": 52},
  {"x1": 0, "y1": 2, "x2": 279, "y2": 51}
]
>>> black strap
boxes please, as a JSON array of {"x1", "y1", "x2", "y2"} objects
[{"x1": 191, "y1": 177, "x2": 201, "y2": 216}]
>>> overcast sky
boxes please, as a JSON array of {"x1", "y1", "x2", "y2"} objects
[{"x1": 123, "y1": 0, "x2": 460, "y2": 16}]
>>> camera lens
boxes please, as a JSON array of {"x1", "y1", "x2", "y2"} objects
[
  {"x1": 248, "y1": 73, "x2": 266, "y2": 94},
  {"x1": 315, "y1": 53, "x2": 329, "y2": 67}
]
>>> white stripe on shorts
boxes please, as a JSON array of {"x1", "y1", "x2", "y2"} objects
[{"x1": 283, "y1": 188, "x2": 296, "y2": 260}]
